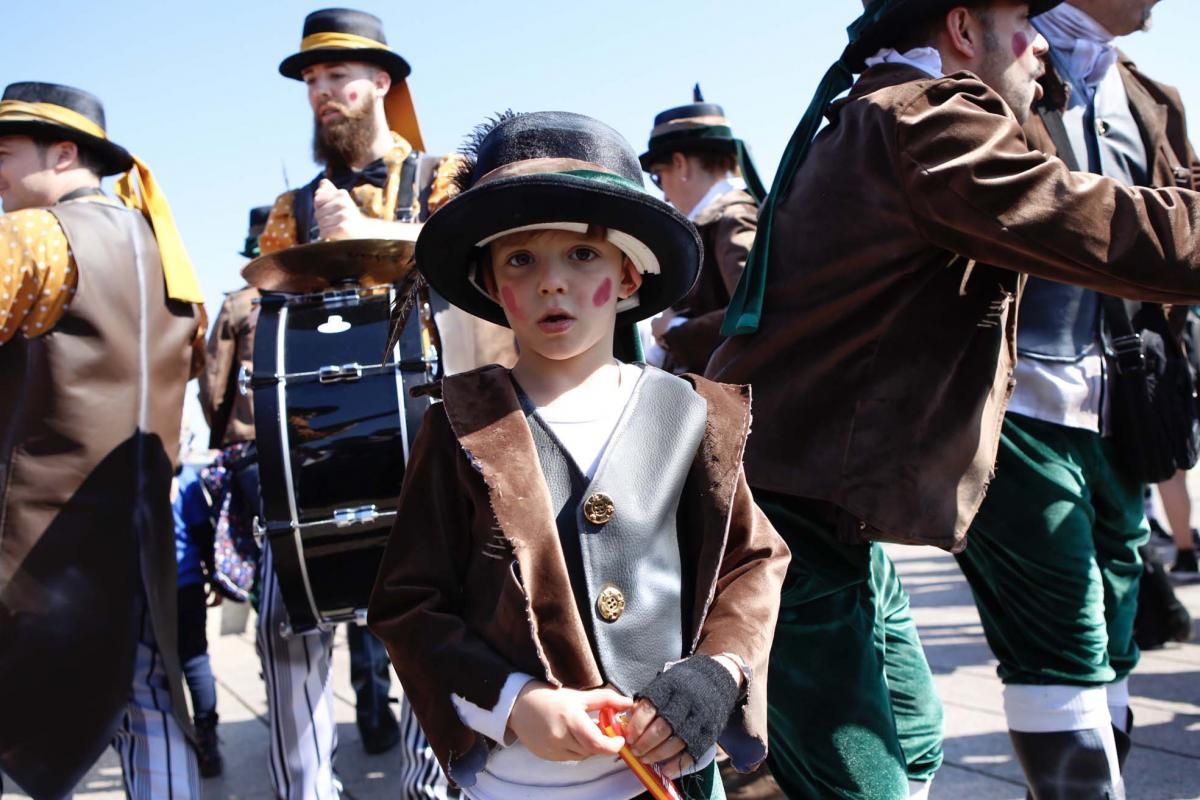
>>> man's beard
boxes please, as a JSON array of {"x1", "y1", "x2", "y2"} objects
[{"x1": 312, "y1": 100, "x2": 378, "y2": 169}]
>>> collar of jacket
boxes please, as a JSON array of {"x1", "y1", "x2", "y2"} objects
[
  {"x1": 436, "y1": 364, "x2": 753, "y2": 687},
  {"x1": 691, "y1": 187, "x2": 757, "y2": 228},
  {"x1": 1036, "y1": 51, "x2": 1175, "y2": 187}
]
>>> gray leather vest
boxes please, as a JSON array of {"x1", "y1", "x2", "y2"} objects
[
  {"x1": 524, "y1": 367, "x2": 707, "y2": 695},
  {"x1": 1019, "y1": 59, "x2": 1149, "y2": 360}
]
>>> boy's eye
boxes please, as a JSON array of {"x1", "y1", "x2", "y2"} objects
[
  {"x1": 570, "y1": 246, "x2": 599, "y2": 262},
  {"x1": 504, "y1": 252, "x2": 533, "y2": 268}
]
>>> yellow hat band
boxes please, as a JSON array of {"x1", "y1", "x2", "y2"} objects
[
  {"x1": 0, "y1": 100, "x2": 108, "y2": 140},
  {"x1": 300, "y1": 31, "x2": 389, "y2": 53}
]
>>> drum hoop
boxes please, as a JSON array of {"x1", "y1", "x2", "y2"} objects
[
  {"x1": 274, "y1": 301, "x2": 324, "y2": 627},
  {"x1": 389, "y1": 285, "x2": 414, "y2": 464}
]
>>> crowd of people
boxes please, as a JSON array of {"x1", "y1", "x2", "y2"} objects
[{"x1": 1, "y1": 1, "x2": 1197, "y2": 799}]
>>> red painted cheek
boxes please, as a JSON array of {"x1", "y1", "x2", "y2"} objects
[
  {"x1": 500, "y1": 286, "x2": 526, "y2": 321},
  {"x1": 348, "y1": 91, "x2": 358, "y2": 103},
  {"x1": 1012, "y1": 31, "x2": 1030, "y2": 58},
  {"x1": 592, "y1": 278, "x2": 613, "y2": 308}
]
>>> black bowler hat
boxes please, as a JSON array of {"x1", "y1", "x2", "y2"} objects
[
  {"x1": 241, "y1": 205, "x2": 272, "y2": 259},
  {"x1": 640, "y1": 85, "x2": 766, "y2": 203},
  {"x1": 416, "y1": 111, "x2": 702, "y2": 328},
  {"x1": 0, "y1": 82, "x2": 132, "y2": 176},
  {"x1": 843, "y1": 0, "x2": 1064, "y2": 72}
]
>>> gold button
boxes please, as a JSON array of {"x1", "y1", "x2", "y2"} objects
[
  {"x1": 583, "y1": 492, "x2": 615, "y2": 525},
  {"x1": 596, "y1": 584, "x2": 625, "y2": 622}
]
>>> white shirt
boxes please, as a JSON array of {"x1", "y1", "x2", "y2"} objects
[{"x1": 864, "y1": 47, "x2": 944, "y2": 79}]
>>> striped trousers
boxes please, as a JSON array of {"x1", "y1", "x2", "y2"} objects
[
  {"x1": 111, "y1": 592, "x2": 200, "y2": 799},
  {"x1": 257, "y1": 541, "x2": 452, "y2": 799}
]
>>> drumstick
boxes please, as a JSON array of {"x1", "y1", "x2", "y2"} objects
[{"x1": 597, "y1": 707, "x2": 684, "y2": 800}]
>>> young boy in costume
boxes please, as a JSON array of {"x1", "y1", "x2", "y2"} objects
[{"x1": 368, "y1": 111, "x2": 789, "y2": 800}]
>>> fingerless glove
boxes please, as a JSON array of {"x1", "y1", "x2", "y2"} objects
[{"x1": 634, "y1": 655, "x2": 740, "y2": 760}]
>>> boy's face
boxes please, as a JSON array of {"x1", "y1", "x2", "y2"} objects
[{"x1": 486, "y1": 228, "x2": 642, "y2": 363}]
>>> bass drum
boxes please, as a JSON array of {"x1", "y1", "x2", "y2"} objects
[{"x1": 251, "y1": 283, "x2": 439, "y2": 634}]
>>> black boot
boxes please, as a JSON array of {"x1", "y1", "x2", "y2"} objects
[
  {"x1": 194, "y1": 712, "x2": 223, "y2": 778},
  {"x1": 1010, "y1": 729, "x2": 1121, "y2": 800},
  {"x1": 1112, "y1": 708, "x2": 1133, "y2": 775}
]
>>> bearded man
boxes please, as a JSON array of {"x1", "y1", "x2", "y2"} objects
[{"x1": 253, "y1": 10, "x2": 457, "y2": 800}]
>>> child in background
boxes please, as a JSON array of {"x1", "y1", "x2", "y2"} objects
[{"x1": 173, "y1": 463, "x2": 223, "y2": 777}]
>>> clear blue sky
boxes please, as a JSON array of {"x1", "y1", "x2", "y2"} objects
[{"x1": 2, "y1": 0, "x2": 1197, "y2": 316}]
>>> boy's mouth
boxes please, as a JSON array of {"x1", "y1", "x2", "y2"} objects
[{"x1": 537, "y1": 309, "x2": 575, "y2": 334}]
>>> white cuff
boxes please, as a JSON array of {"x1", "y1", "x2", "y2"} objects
[{"x1": 452, "y1": 672, "x2": 536, "y2": 746}]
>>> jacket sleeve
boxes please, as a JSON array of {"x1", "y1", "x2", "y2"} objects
[
  {"x1": 898, "y1": 76, "x2": 1200, "y2": 304},
  {"x1": 367, "y1": 403, "x2": 522, "y2": 775},
  {"x1": 257, "y1": 192, "x2": 298, "y2": 256},
  {"x1": 0, "y1": 209, "x2": 76, "y2": 345},
  {"x1": 693, "y1": 463, "x2": 789, "y2": 772},
  {"x1": 198, "y1": 294, "x2": 237, "y2": 432},
  {"x1": 663, "y1": 203, "x2": 758, "y2": 372}
]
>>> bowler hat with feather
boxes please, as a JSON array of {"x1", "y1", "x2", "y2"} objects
[{"x1": 416, "y1": 111, "x2": 702, "y2": 328}]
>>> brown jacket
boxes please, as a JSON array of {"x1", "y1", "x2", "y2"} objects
[
  {"x1": 662, "y1": 189, "x2": 758, "y2": 373},
  {"x1": 199, "y1": 284, "x2": 260, "y2": 447},
  {"x1": 368, "y1": 365, "x2": 789, "y2": 780},
  {"x1": 0, "y1": 200, "x2": 199, "y2": 788},
  {"x1": 708, "y1": 64, "x2": 1200, "y2": 552}
]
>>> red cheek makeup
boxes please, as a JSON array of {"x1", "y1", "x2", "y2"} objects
[{"x1": 592, "y1": 278, "x2": 613, "y2": 307}]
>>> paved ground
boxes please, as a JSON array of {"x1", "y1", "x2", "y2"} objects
[{"x1": 5, "y1": 542, "x2": 1198, "y2": 799}]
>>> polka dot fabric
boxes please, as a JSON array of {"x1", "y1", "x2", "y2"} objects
[
  {"x1": 0, "y1": 208, "x2": 77, "y2": 344},
  {"x1": 258, "y1": 192, "x2": 298, "y2": 255}
]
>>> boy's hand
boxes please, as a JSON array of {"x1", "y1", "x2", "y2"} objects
[
  {"x1": 506, "y1": 681, "x2": 633, "y2": 761},
  {"x1": 628, "y1": 655, "x2": 744, "y2": 777},
  {"x1": 623, "y1": 698, "x2": 692, "y2": 778}
]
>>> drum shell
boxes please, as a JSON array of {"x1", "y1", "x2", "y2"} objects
[{"x1": 252, "y1": 289, "x2": 433, "y2": 632}]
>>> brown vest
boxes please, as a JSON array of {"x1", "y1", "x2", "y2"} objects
[{"x1": 0, "y1": 198, "x2": 197, "y2": 793}]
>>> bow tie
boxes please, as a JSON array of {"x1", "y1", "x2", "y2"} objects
[{"x1": 327, "y1": 159, "x2": 390, "y2": 191}]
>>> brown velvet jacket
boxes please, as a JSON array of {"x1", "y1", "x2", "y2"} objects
[
  {"x1": 199, "y1": 284, "x2": 260, "y2": 448},
  {"x1": 708, "y1": 64, "x2": 1200, "y2": 552},
  {"x1": 367, "y1": 365, "x2": 789, "y2": 781},
  {"x1": 662, "y1": 189, "x2": 758, "y2": 373}
]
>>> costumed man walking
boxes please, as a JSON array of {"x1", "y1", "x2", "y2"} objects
[
  {"x1": 956, "y1": 1, "x2": 1200, "y2": 795},
  {"x1": 707, "y1": 1, "x2": 1200, "y2": 798},
  {"x1": 0, "y1": 81, "x2": 205, "y2": 799},
  {"x1": 639, "y1": 88, "x2": 764, "y2": 375},
  {"x1": 253, "y1": 9, "x2": 470, "y2": 799}
]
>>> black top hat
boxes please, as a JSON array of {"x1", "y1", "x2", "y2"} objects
[
  {"x1": 0, "y1": 82, "x2": 132, "y2": 176},
  {"x1": 416, "y1": 111, "x2": 702, "y2": 328},
  {"x1": 241, "y1": 205, "x2": 273, "y2": 258},
  {"x1": 279, "y1": 8, "x2": 411, "y2": 82},
  {"x1": 843, "y1": 0, "x2": 1064, "y2": 71}
]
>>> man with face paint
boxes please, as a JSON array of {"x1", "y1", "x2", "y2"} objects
[
  {"x1": 708, "y1": 1, "x2": 1200, "y2": 798},
  {"x1": 955, "y1": 1, "x2": 1199, "y2": 796},
  {"x1": 255, "y1": 9, "x2": 458, "y2": 800}
]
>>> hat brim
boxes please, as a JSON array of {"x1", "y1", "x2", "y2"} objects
[
  {"x1": 844, "y1": 0, "x2": 1065, "y2": 71},
  {"x1": 279, "y1": 48, "x2": 411, "y2": 83},
  {"x1": 0, "y1": 119, "x2": 132, "y2": 176},
  {"x1": 416, "y1": 174, "x2": 702, "y2": 328},
  {"x1": 639, "y1": 137, "x2": 736, "y2": 171}
]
